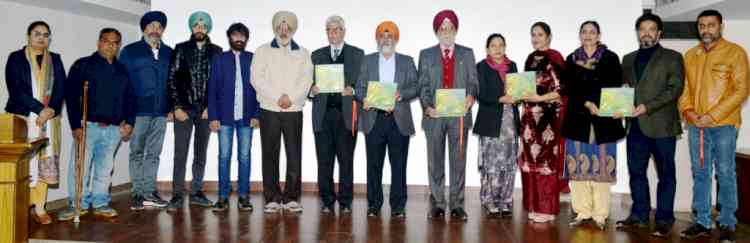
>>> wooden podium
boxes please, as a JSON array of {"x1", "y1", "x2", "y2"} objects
[
  {"x1": 0, "y1": 114, "x2": 47, "y2": 243},
  {"x1": 737, "y1": 148, "x2": 750, "y2": 224}
]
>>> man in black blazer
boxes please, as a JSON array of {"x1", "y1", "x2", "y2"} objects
[
  {"x1": 309, "y1": 15, "x2": 364, "y2": 215},
  {"x1": 616, "y1": 13, "x2": 685, "y2": 238}
]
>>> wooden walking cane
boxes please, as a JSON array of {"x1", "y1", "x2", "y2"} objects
[{"x1": 74, "y1": 80, "x2": 89, "y2": 223}]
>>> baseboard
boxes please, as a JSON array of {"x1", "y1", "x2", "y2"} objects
[
  {"x1": 155, "y1": 181, "x2": 445, "y2": 195},
  {"x1": 46, "y1": 181, "x2": 641, "y2": 211}
]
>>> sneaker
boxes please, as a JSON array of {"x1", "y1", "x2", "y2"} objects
[
  {"x1": 283, "y1": 201, "x2": 303, "y2": 213},
  {"x1": 93, "y1": 206, "x2": 118, "y2": 218},
  {"x1": 130, "y1": 195, "x2": 145, "y2": 211},
  {"x1": 429, "y1": 208, "x2": 445, "y2": 219},
  {"x1": 615, "y1": 216, "x2": 647, "y2": 229},
  {"x1": 211, "y1": 198, "x2": 229, "y2": 212},
  {"x1": 166, "y1": 195, "x2": 184, "y2": 212},
  {"x1": 719, "y1": 225, "x2": 736, "y2": 243},
  {"x1": 451, "y1": 208, "x2": 468, "y2": 222},
  {"x1": 367, "y1": 208, "x2": 380, "y2": 217},
  {"x1": 651, "y1": 223, "x2": 672, "y2": 238},
  {"x1": 680, "y1": 223, "x2": 711, "y2": 240},
  {"x1": 340, "y1": 206, "x2": 352, "y2": 214},
  {"x1": 190, "y1": 192, "x2": 214, "y2": 207},
  {"x1": 56, "y1": 207, "x2": 88, "y2": 221},
  {"x1": 143, "y1": 192, "x2": 168, "y2": 208},
  {"x1": 238, "y1": 197, "x2": 253, "y2": 212},
  {"x1": 321, "y1": 206, "x2": 334, "y2": 215},
  {"x1": 264, "y1": 202, "x2": 281, "y2": 214},
  {"x1": 486, "y1": 207, "x2": 501, "y2": 218},
  {"x1": 391, "y1": 210, "x2": 406, "y2": 218},
  {"x1": 500, "y1": 209, "x2": 513, "y2": 218}
]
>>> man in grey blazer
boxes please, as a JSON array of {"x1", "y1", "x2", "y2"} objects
[
  {"x1": 418, "y1": 10, "x2": 478, "y2": 221},
  {"x1": 355, "y1": 21, "x2": 418, "y2": 218},
  {"x1": 615, "y1": 13, "x2": 685, "y2": 238},
  {"x1": 309, "y1": 15, "x2": 364, "y2": 215}
]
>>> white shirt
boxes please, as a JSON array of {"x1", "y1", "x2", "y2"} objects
[
  {"x1": 330, "y1": 43, "x2": 344, "y2": 61},
  {"x1": 152, "y1": 48, "x2": 159, "y2": 60},
  {"x1": 233, "y1": 52, "x2": 243, "y2": 120},
  {"x1": 379, "y1": 53, "x2": 396, "y2": 83}
]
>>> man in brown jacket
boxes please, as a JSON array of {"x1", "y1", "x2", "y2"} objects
[{"x1": 678, "y1": 10, "x2": 749, "y2": 243}]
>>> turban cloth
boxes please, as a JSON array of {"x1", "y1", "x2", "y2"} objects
[
  {"x1": 375, "y1": 21, "x2": 400, "y2": 42},
  {"x1": 432, "y1": 9, "x2": 458, "y2": 32},
  {"x1": 272, "y1": 11, "x2": 298, "y2": 34},
  {"x1": 188, "y1": 11, "x2": 212, "y2": 33},
  {"x1": 140, "y1": 10, "x2": 167, "y2": 31}
]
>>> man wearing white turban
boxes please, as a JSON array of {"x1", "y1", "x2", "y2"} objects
[{"x1": 251, "y1": 10, "x2": 313, "y2": 214}]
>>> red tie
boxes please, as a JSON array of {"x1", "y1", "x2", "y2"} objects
[{"x1": 443, "y1": 49, "x2": 450, "y2": 59}]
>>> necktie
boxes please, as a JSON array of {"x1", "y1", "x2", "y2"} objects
[{"x1": 333, "y1": 49, "x2": 341, "y2": 61}]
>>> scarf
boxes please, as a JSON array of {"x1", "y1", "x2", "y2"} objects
[
  {"x1": 25, "y1": 45, "x2": 61, "y2": 163},
  {"x1": 573, "y1": 44, "x2": 606, "y2": 70},
  {"x1": 485, "y1": 55, "x2": 511, "y2": 80}
]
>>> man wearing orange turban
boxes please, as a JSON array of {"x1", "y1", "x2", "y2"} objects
[
  {"x1": 418, "y1": 9, "x2": 478, "y2": 222},
  {"x1": 356, "y1": 21, "x2": 418, "y2": 218},
  {"x1": 375, "y1": 21, "x2": 400, "y2": 42}
]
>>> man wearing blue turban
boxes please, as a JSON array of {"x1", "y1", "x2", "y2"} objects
[
  {"x1": 120, "y1": 10, "x2": 173, "y2": 210},
  {"x1": 165, "y1": 10, "x2": 223, "y2": 211}
]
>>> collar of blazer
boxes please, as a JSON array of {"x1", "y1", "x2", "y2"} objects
[{"x1": 630, "y1": 45, "x2": 665, "y2": 85}]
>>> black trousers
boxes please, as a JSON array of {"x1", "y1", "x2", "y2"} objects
[
  {"x1": 365, "y1": 112, "x2": 410, "y2": 211},
  {"x1": 260, "y1": 109, "x2": 303, "y2": 203},
  {"x1": 314, "y1": 108, "x2": 357, "y2": 208},
  {"x1": 172, "y1": 108, "x2": 210, "y2": 196}
]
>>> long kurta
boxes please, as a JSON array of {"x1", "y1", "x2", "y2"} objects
[{"x1": 519, "y1": 49, "x2": 566, "y2": 215}]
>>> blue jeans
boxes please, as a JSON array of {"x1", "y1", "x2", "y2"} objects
[
  {"x1": 688, "y1": 125, "x2": 738, "y2": 229},
  {"x1": 67, "y1": 123, "x2": 120, "y2": 209},
  {"x1": 626, "y1": 121, "x2": 677, "y2": 225},
  {"x1": 129, "y1": 116, "x2": 166, "y2": 197},
  {"x1": 218, "y1": 120, "x2": 253, "y2": 199}
]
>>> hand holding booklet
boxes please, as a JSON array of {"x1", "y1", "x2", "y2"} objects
[
  {"x1": 435, "y1": 89, "x2": 466, "y2": 117},
  {"x1": 315, "y1": 64, "x2": 345, "y2": 93},
  {"x1": 364, "y1": 81, "x2": 398, "y2": 111}
]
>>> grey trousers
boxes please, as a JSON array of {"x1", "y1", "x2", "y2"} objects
[{"x1": 425, "y1": 117, "x2": 468, "y2": 210}]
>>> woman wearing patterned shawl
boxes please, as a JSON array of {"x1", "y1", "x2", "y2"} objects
[
  {"x1": 4, "y1": 21, "x2": 67, "y2": 224},
  {"x1": 561, "y1": 20, "x2": 625, "y2": 230},
  {"x1": 519, "y1": 22, "x2": 567, "y2": 223}
]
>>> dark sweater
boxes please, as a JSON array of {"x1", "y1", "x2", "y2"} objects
[
  {"x1": 472, "y1": 59, "x2": 520, "y2": 137},
  {"x1": 561, "y1": 49, "x2": 625, "y2": 144},
  {"x1": 65, "y1": 52, "x2": 136, "y2": 129},
  {"x1": 635, "y1": 43, "x2": 660, "y2": 81}
]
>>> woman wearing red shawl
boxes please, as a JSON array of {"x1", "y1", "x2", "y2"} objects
[
  {"x1": 519, "y1": 21, "x2": 567, "y2": 223},
  {"x1": 472, "y1": 33, "x2": 519, "y2": 218}
]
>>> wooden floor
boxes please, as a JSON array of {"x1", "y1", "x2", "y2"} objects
[{"x1": 30, "y1": 190, "x2": 748, "y2": 243}]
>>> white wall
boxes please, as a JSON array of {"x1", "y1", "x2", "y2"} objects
[
  {"x1": 151, "y1": 0, "x2": 642, "y2": 194},
  {"x1": 659, "y1": 20, "x2": 750, "y2": 211},
  {"x1": 0, "y1": 0, "x2": 141, "y2": 202},
  {"x1": 7, "y1": 1, "x2": 745, "y2": 212}
]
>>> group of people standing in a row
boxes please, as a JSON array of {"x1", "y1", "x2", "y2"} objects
[{"x1": 5, "y1": 7, "x2": 747, "y2": 242}]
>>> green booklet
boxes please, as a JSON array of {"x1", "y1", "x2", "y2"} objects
[
  {"x1": 315, "y1": 64, "x2": 345, "y2": 93},
  {"x1": 435, "y1": 89, "x2": 466, "y2": 117},
  {"x1": 599, "y1": 87, "x2": 634, "y2": 117},
  {"x1": 365, "y1": 81, "x2": 398, "y2": 111},
  {"x1": 505, "y1": 71, "x2": 537, "y2": 100}
]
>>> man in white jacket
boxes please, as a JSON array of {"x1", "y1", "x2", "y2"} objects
[{"x1": 251, "y1": 10, "x2": 313, "y2": 214}]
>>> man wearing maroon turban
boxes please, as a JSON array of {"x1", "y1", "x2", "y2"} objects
[{"x1": 418, "y1": 9, "x2": 478, "y2": 222}]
